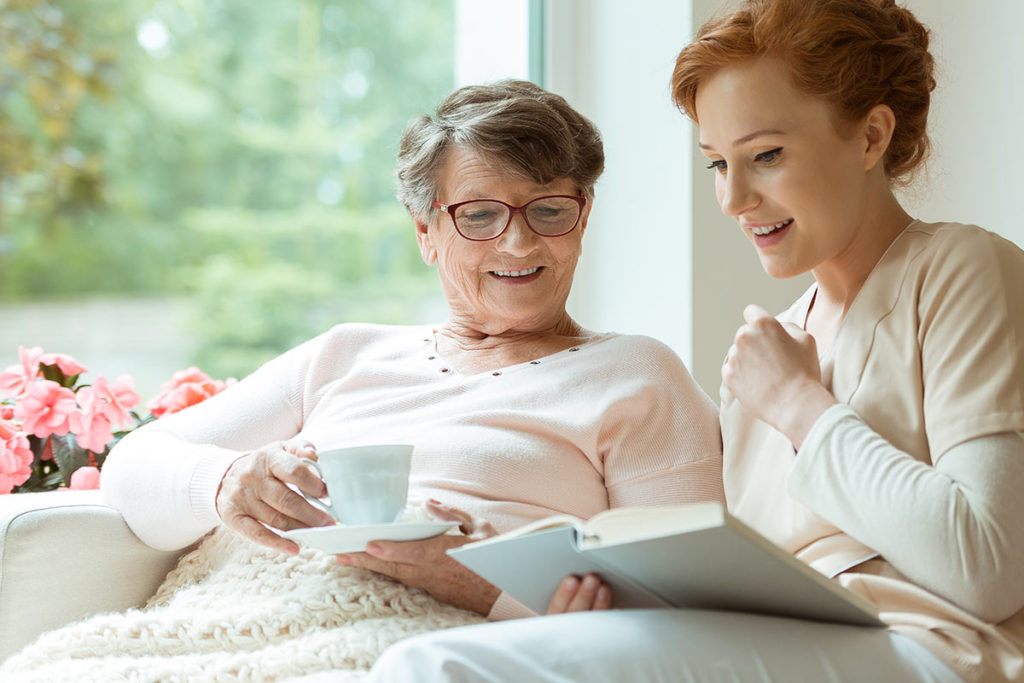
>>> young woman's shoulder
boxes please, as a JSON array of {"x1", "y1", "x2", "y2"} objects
[
  {"x1": 907, "y1": 220, "x2": 1024, "y2": 265},
  {"x1": 896, "y1": 221, "x2": 1024, "y2": 298}
]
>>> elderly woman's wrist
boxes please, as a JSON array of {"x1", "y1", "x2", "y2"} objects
[
  {"x1": 468, "y1": 583, "x2": 502, "y2": 616},
  {"x1": 485, "y1": 590, "x2": 536, "y2": 621}
]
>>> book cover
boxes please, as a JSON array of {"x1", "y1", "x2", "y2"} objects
[{"x1": 448, "y1": 502, "x2": 883, "y2": 626}]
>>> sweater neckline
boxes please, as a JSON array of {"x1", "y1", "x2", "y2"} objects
[{"x1": 420, "y1": 328, "x2": 611, "y2": 378}]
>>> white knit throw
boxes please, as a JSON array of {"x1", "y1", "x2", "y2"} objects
[{"x1": 1, "y1": 521, "x2": 485, "y2": 682}]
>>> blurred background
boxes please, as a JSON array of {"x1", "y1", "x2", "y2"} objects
[
  {"x1": 2, "y1": 0, "x2": 1020, "y2": 401},
  {"x1": 0, "y1": 0, "x2": 469, "y2": 398}
]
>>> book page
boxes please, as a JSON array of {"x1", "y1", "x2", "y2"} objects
[
  {"x1": 454, "y1": 513, "x2": 584, "y2": 549},
  {"x1": 580, "y1": 502, "x2": 726, "y2": 549}
]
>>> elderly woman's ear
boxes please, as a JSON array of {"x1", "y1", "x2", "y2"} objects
[
  {"x1": 414, "y1": 216, "x2": 438, "y2": 266},
  {"x1": 579, "y1": 198, "x2": 593, "y2": 235}
]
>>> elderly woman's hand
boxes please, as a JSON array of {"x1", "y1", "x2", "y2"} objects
[
  {"x1": 216, "y1": 437, "x2": 335, "y2": 555},
  {"x1": 722, "y1": 304, "x2": 837, "y2": 447},
  {"x1": 337, "y1": 500, "x2": 502, "y2": 615}
]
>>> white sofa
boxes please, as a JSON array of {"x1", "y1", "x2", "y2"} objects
[{"x1": 0, "y1": 490, "x2": 187, "y2": 662}]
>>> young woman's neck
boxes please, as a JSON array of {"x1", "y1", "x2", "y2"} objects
[{"x1": 812, "y1": 191, "x2": 913, "y2": 315}]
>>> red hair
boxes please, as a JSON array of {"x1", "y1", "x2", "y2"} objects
[{"x1": 672, "y1": 0, "x2": 935, "y2": 184}]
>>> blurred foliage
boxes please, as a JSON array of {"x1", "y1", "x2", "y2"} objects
[
  {"x1": 0, "y1": 0, "x2": 114, "y2": 235},
  {"x1": 0, "y1": 0, "x2": 452, "y2": 378}
]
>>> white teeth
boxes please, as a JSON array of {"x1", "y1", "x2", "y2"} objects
[
  {"x1": 751, "y1": 219, "x2": 793, "y2": 236},
  {"x1": 493, "y1": 267, "x2": 540, "y2": 277}
]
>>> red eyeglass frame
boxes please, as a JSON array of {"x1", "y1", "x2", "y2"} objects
[{"x1": 430, "y1": 194, "x2": 587, "y2": 241}]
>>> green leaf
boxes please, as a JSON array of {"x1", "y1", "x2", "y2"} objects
[
  {"x1": 28, "y1": 434, "x2": 47, "y2": 461},
  {"x1": 38, "y1": 363, "x2": 67, "y2": 385},
  {"x1": 40, "y1": 471, "x2": 65, "y2": 488},
  {"x1": 49, "y1": 433, "x2": 92, "y2": 486}
]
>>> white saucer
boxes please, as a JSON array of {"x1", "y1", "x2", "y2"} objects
[{"x1": 281, "y1": 521, "x2": 458, "y2": 554}]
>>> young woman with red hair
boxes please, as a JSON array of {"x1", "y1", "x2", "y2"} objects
[{"x1": 367, "y1": 2, "x2": 1024, "y2": 680}]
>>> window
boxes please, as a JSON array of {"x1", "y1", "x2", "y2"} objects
[{"x1": 0, "y1": 0, "x2": 480, "y2": 398}]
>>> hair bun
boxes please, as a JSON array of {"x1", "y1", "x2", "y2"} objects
[{"x1": 672, "y1": 0, "x2": 936, "y2": 185}]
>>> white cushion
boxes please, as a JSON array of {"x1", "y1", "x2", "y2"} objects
[{"x1": 0, "y1": 490, "x2": 186, "y2": 662}]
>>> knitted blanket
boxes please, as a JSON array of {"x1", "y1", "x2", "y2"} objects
[{"x1": 0, "y1": 521, "x2": 485, "y2": 682}]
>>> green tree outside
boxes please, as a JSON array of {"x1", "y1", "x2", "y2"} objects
[{"x1": 1, "y1": 0, "x2": 453, "y2": 379}]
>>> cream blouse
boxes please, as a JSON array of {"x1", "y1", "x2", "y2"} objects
[{"x1": 721, "y1": 221, "x2": 1024, "y2": 682}]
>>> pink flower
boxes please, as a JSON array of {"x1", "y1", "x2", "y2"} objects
[
  {"x1": 37, "y1": 352, "x2": 87, "y2": 379},
  {"x1": 68, "y1": 466, "x2": 101, "y2": 490},
  {"x1": 14, "y1": 379, "x2": 78, "y2": 439},
  {"x1": 69, "y1": 385, "x2": 116, "y2": 453},
  {"x1": 89, "y1": 375, "x2": 140, "y2": 428},
  {"x1": 0, "y1": 420, "x2": 33, "y2": 494},
  {"x1": 147, "y1": 367, "x2": 234, "y2": 418},
  {"x1": 0, "y1": 346, "x2": 44, "y2": 399}
]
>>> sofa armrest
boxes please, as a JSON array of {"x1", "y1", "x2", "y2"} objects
[{"x1": 0, "y1": 490, "x2": 188, "y2": 662}]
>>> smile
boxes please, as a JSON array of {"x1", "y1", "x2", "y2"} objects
[
  {"x1": 751, "y1": 219, "x2": 793, "y2": 236},
  {"x1": 492, "y1": 267, "x2": 541, "y2": 277}
]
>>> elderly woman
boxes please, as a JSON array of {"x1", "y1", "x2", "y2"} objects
[
  {"x1": 366, "y1": 2, "x2": 1024, "y2": 682},
  {"x1": 0, "y1": 80, "x2": 722, "y2": 680}
]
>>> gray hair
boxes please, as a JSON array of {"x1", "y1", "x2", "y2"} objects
[{"x1": 395, "y1": 79, "x2": 605, "y2": 219}]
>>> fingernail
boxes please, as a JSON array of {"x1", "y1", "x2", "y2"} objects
[
  {"x1": 582, "y1": 575, "x2": 600, "y2": 590},
  {"x1": 427, "y1": 498, "x2": 442, "y2": 505},
  {"x1": 365, "y1": 543, "x2": 383, "y2": 556},
  {"x1": 561, "y1": 576, "x2": 580, "y2": 591},
  {"x1": 337, "y1": 554, "x2": 352, "y2": 565}
]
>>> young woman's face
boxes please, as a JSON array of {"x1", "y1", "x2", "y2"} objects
[{"x1": 695, "y1": 57, "x2": 876, "y2": 280}]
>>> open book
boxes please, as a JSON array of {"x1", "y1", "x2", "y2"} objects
[{"x1": 448, "y1": 501, "x2": 883, "y2": 626}]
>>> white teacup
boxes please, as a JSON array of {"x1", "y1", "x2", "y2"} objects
[{"x1": 300, "y1": 444, "x2": 413, "y2": 525}]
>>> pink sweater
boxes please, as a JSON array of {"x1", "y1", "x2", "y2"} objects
[{"x1": 102, "y1": 323, "x2": 724, "y2": 616}]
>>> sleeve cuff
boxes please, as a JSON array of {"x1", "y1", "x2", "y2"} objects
[
  {"x1": 188, "y1": 446, "x2": 250, "y2": 530},
  {"x1": 791, "y1": 403, "x2": 859, "y2": 481},
  {"x1": 486, "y1": 591, "x2": 538, "y2": 621}
]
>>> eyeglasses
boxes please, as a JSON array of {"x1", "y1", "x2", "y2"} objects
[{"x1": 431, "y1": 195, "x2": 587, "y2": 241}]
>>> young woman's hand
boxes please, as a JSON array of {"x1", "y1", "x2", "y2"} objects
[
  {"x1": 215, "y1": 437, "x2": 335, "y2": 555},
  {"x1": 546, "y1": 573, "x2": 612, "y2": 613},
  {"x1": 723, "y1": 304, "x2": 837, "y2": 447}
]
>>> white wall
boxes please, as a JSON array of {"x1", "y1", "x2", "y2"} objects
[
  {"x1": 549, "y1": 0, "x2": 1024, "y2": 397},
  {"x1": 898, "y1": 0, "x2": 1024, "y2": 244},
  {"x1": 547, "y1": 0, "x2": 807, "y2": 396},
  {"x1": 548, "y1": 0, "x2": 697, "y2": 368},
  {"x1": 454, "y1": 0, "x2": 530, "y2": 86}
]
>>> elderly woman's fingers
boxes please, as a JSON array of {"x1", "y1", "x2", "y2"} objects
[
  {"x1": 281, "y1": 437, "x2": 317, "y2": 460},
  {"x1": 265, "y1": 450, "x2": 326, "y2": 497},
  {"x1": 230, "y1": 513, "x2": 301, "y2": 556},
  {"x1": 220, "y1": 481, "x2": 319, "y2": 533},
  {"x1": 545, "y1": 573, "x2": 610, "y2": 614},
  {"x1": 234, "y1": 451, "x2": 332, "y2": 526},
  {"x1": 425, "y1": 499, "x2": 498, "y2": 539},
  {"x1": 216, "y1": 444, "x2": 335, "y2": 553},
  {"x1": 339, "y1": 533, "x2": 502, "y2": 615},
  {"x1": 253, "y1": 477, "x2": 332, "y2": 529}
]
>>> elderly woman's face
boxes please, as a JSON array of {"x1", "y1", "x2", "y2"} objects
[{"x1": 416, "y1": 146, "x2": 590, "y2": 335}]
